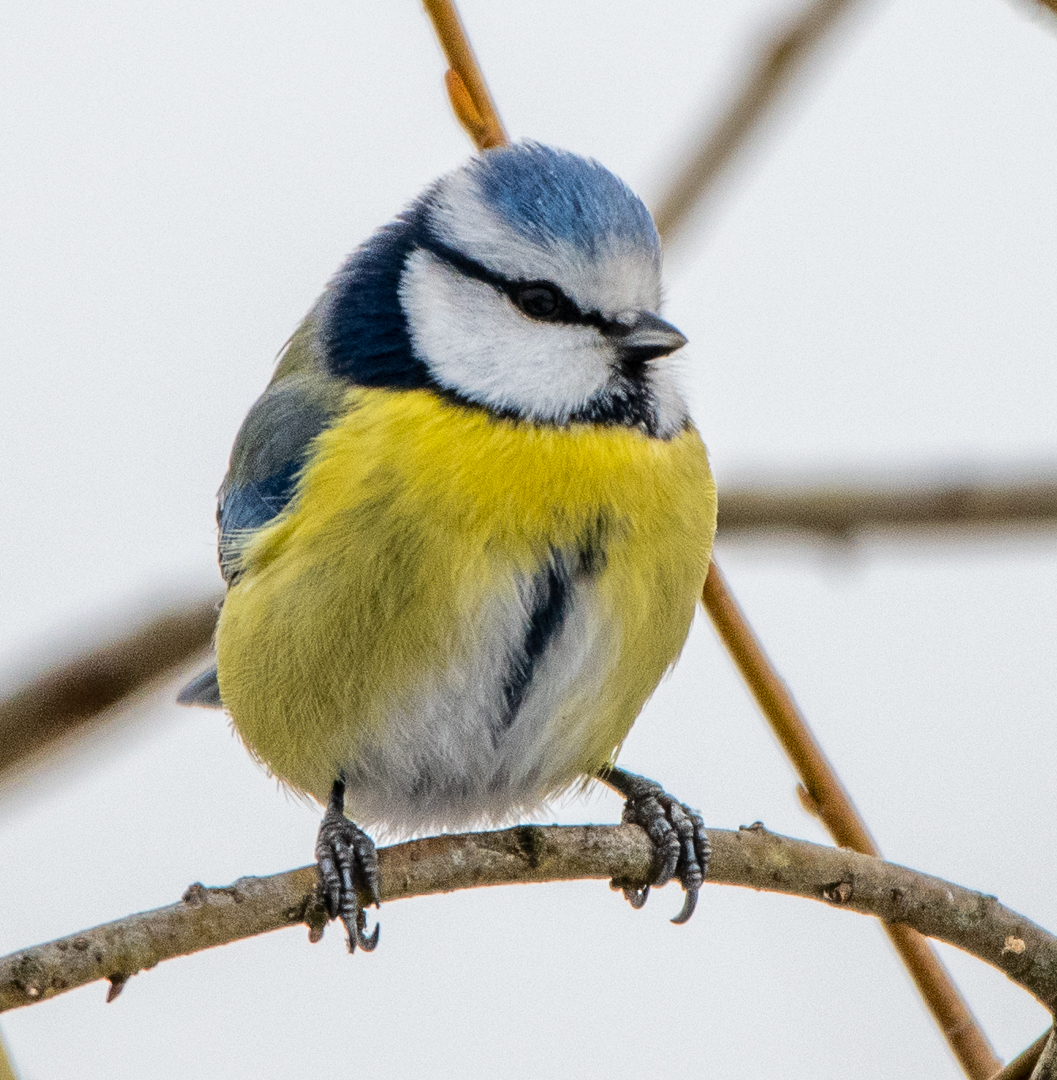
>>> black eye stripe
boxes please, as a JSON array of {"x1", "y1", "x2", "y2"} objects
[{"x1": 416, "y1": 235, "x2": 614, "y2": 334}]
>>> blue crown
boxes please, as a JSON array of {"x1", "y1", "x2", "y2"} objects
[{"x1": 467, "y1": 142, "x2": 659, "y2": 258}]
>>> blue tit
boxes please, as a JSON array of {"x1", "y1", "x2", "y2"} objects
[{"x1": 180, "y1": 142, "x2": 717, "y2": 951}]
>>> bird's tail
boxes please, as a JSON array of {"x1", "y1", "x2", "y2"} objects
[{"x1": 177, "y1": 666, "x2": 224, "y2": 708}]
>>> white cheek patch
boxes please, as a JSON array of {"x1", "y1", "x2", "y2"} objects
[
  {"x1": 642, "y1": 352, "x2": 692, "y2": 439},
  {"x1": 400, "y1": 249, "x2": 614, "y2": 422},
  {"x1": 429, "y1": 172, "x2": 662, "y2": 316}
]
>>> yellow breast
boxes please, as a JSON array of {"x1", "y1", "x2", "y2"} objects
[{"x1": 216, "y1": 387, "x2": 716, "y2": 823}]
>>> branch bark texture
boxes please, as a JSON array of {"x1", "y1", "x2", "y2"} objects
[
  {"x1": 992, "y1": 1030, "x2": 1055, "y2": 1080},
  {"x1": 3, "y1": 825, "x2": 1056, "y2": 1020}
]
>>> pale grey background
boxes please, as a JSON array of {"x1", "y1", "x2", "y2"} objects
[{"x1": 2, "y1": 0, "x2": 1056, "y2": 1076}]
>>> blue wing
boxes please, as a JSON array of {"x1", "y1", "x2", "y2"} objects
[
  {"x1": 179, "y1": 323, "x2": 346, "y2": 707},
  {"x1": 216, "y1": 373, "x2": 342, "y2": 583}
]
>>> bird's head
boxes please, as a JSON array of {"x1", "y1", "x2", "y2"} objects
[{"x1": 319, "y1": 142, "x2": 689, "y2": 437}]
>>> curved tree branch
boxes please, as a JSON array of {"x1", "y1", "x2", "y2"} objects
[{"x1": 3, "y1": 824, "x2": 1056, "y2": 1022}]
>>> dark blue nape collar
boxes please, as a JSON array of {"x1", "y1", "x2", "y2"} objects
[{"x1": 320, "y1": 207, "x2": 437, "y2": 390}]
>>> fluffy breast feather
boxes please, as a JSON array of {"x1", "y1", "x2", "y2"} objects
[{"x1": 215, "y1": 387, "x2": 716, "y2": 831}]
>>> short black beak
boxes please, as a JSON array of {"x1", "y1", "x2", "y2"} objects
[{"x1": 612, "y1": 312, "x2": 688, "y2": 367}]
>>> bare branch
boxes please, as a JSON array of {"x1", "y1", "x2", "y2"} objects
[
  {"x1": 651, "y1": 0, "x2": 863, "y2": 245},
  {"x1": 0, "y1": 594, "x2": 221, "y2": 780},
  {"x1": 702, "y1": 564, "x2": 1000, "y2": 1077},
  {"x1": 991, "y1": 1029, "x2": 1054, "y2": 1080},
  {"x1": 3, "y1": 824, "x2": 1056, "y2": 1033},
  {"x1": 720, "y1": 475, "x2": 1057, "y2": 539},
  {"x1": 644, "y1": 0, "x2": 1032, "y2": 1058},
  {"x1": 1032, "y1": 1032, "x2": 1057, "y2": 1080},
  {"x1": 421, "y1": 0, "x2": 507, "y2": 148}
]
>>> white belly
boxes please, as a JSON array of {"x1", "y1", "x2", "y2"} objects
[{"x1": 339, "y1": 572, "x2": 620, "y2": 837}]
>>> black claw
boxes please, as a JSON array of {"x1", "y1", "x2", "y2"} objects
[
  {"x1": 354, "y1": 907, "x2": 380, "y2": 952},
  {"x1": 670, "y1": 887, "x2": 698, "y2": 926},
  {"x1": 602, "y1": 767, "x2": 710, "y2": 923},
  {"x1": 314, "y1": 777, "x2": 381, "y2": 954}
]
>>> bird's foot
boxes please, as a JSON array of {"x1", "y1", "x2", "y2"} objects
[
  {"x1": 315, "y1": 777, "x2": 380, "y2": 953},
  {"x1": 603, "y1": 767, "x2": 710, "y2": 924}
]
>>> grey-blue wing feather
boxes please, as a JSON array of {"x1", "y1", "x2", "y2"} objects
[
  {"x1": 179, "y1": 331, "x2": 346, "y2": 708},
  {"x1": 218, "y1": 369, "x2": 345, "y2": 583}
]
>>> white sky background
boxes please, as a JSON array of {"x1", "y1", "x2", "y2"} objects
[{"x1": 2, "y1": 0, "x2": 1056, "y2": 1076}]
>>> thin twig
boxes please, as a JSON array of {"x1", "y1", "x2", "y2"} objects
[
  {"x1": 421, "y1": 0, "x2": 507, "y2": 148},
  {"x1": 703, "y1": 565, "x2": 876, "y2": 854},
  {"x1": 720, "y1": 476, "x2": 1057, "y2": 538},
  {"x1": 652, "y1": 0, "x2": 862, "y2": 244},
  {"x1": 4, "y1": 824, "x2": 1057, "y2": 1021},
  {"x1": 648, "y1": 0, "x2": 1000, "y2": 1068},
  {"x1": 990, "y1": 1030, "x2": 1053, "y2": 1080},
  {"x1": 702, "y1": 563, "x2": 1001, "y2": 1077},
  {"x1": 1030, "y1": 1032, "x2": 1057, "y2": 1080},
  {"x1": 637, "y1": 0, "x2": 1000, "y2": 1068},
  {"x1": 0, "y1": 595, "x2": 221, "y2": 779}
]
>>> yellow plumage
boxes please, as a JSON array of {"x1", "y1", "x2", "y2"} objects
[{"x1": 217, "y1": 386, "x2": 716, "y2": 830}]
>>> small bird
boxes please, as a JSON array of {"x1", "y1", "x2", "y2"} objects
[{"x1": 180, "y1": 142, "x2": 717, "y2": 951}]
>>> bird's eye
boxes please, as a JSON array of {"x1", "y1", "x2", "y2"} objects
[{"x1": 514, "y1": 283, "x2": 561, "y2": 320}]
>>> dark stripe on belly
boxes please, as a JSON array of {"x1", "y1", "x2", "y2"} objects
[{"x1": 498, "y1": 554, "x2": 573, "y2": 731}]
